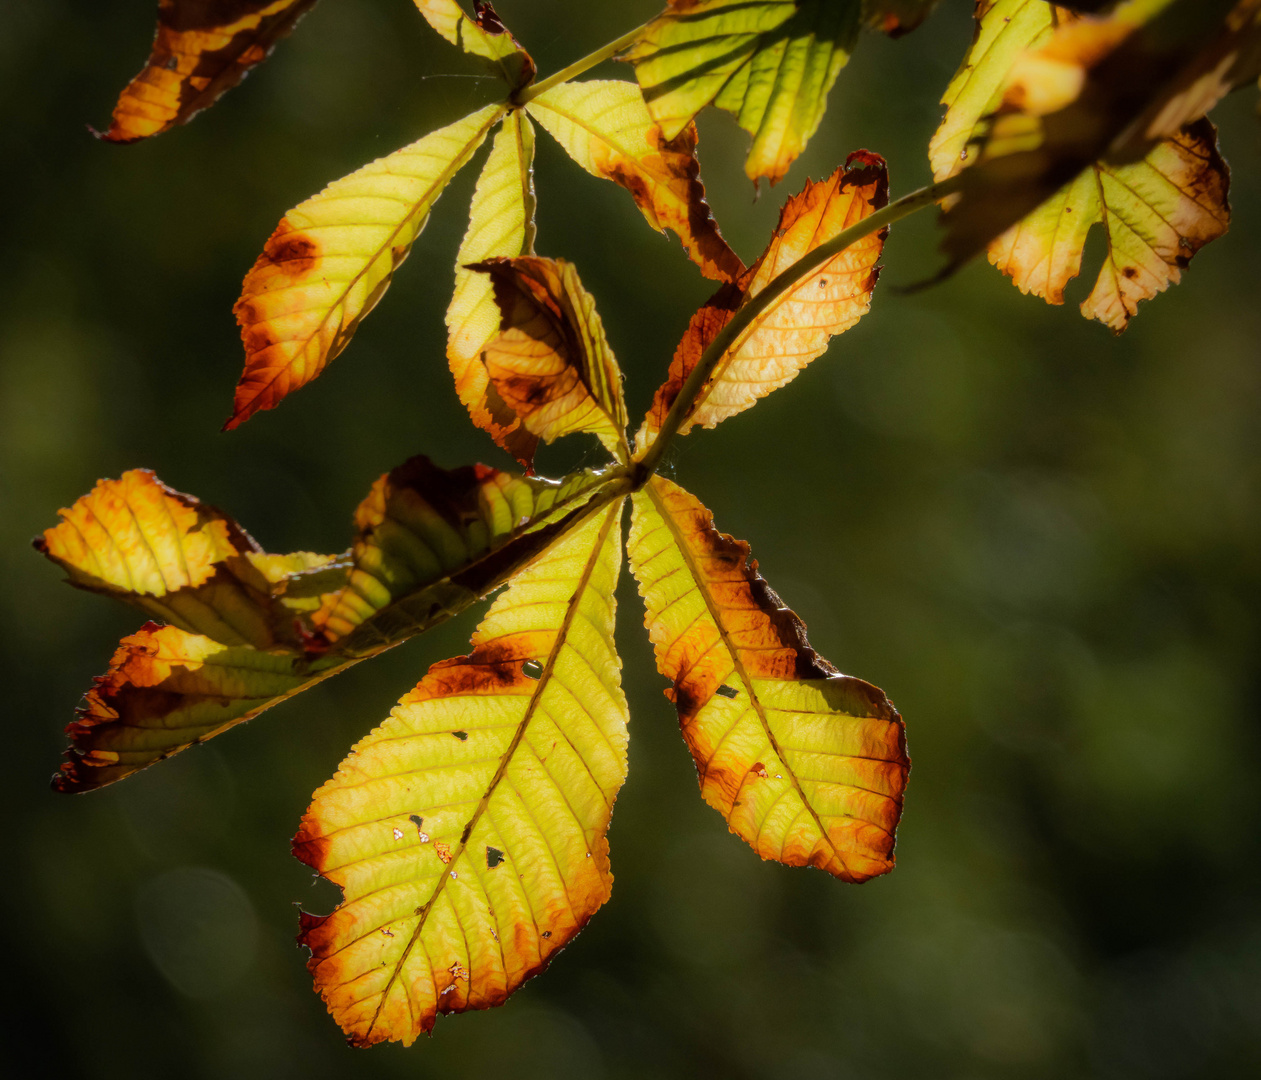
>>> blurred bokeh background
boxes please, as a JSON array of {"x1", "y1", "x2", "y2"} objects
[{"x1": 5, "y1": 1, "x2": 1261, "y2": 1076}]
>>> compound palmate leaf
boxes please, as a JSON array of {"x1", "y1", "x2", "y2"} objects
[
  {"x1": 642, "y1": 152, "x2": 888, "y2": 443},
  {"x1": 525, "y1": 80, "x2": 743, "y2": 282},
  {"x1": 294, "y1": 501, "x2": 628, "y2": 1046},
  {"x1": 413, "y1": 0, "x2": 536, "y2": 90},
  {"x1": 931, "y1": 1, "x2": 1231, "y2": 332},
  {"x1": 41, "y1": 460, "x2": 616, "y2": 790},
  {"x1": 228, "y1": 102, "x2": 504, "y2": 428},
  {"x1": 938, "y1": 0, "x2": 1255, "y2": 285},
  {"x1": 466, "y1": 256, "x2": 629, "y2": 468},
  {"x1": 447, "y1": 110, "x2": 539, "y2": 447},
  {"x1": 629, "y1": 477, "x2": 908, "y2": 882},
  {"x1": 626, "y1": 0, "x2": 862, "y2": 185},
  {"x1": 103, "y1": 0, "x2": 317, "y2": 143}
]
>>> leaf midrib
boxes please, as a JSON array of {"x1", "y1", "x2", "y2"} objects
[
  {"x1": 363, "y1": 500, "x2": 621, "y2": 1041},
  {"x1": 645, "y1": 480, "x2": 849, "y2": 876}
]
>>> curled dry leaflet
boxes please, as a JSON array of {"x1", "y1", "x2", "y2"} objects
[{"x1": 42, "y1": 0, "x2": 1257, "y2": 1047}]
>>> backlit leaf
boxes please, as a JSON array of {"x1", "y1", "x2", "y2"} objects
[
  {"x1": 228, "y1": 103, "x2": 504, "y2": 429},
  {"x1": 931, "y1": 2, "x2": 1231, "y2": 331},
  {"x1": 311, "y1": 455, "x2": 617, "y2": 654},
  {"x1": 41, "y1": 461, "x2": 619, "y2": 791},
  {"x1": 412, "y1": 0, "x2": 536, "y2": 90},
  {"x1": 625, "y1": 0, "x2": 862, "y2": 185},
  {"x1": 939, "y1": 0, "x2": 1258, "y2": 275},
  {"x1": 447, "y1": 111, "x2": 538, "y2": 451},
  {"x1": 628, "y1": 477, "x2": 908, "y2": 882},
  {"x1": 641, "y1": 152, "x2": 887, "y2": 443},
  {"x1": 103, "y1": 0, "x2": 317, "y2": 143},
  {"x1": 526, "y1": 80, "x2": 743, "y2": 282},
  {"x1": 464, "y1": 256, "x2": 628, "y2": 467},
  {"x1": 294, "y1": 502, "x2": 628, "y2": 1046}
]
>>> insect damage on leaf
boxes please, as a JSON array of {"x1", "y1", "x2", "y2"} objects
[
  {"x1": 294, "y1": 504, "x2": 628, "y2": 1046},
  {"x1": 525, "y1": 80, "x2": 744, "y2": 282},
  {"x1": 642, "y1": 151, "x2": 889, "y2": 443},
  {"x1": 102, "y1": 0, "x2": 318, "y2": 143},
  {"x1": 228, "y1": 103, "x2": 503, "y2": 429},
  {"x1": 629, "y1": 476, "x2": 908, "y2": 882},
  {"x1": 465, "y1": 256, "x2": 629, "y2": 468}
]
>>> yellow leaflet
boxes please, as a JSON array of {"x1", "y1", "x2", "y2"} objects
[
  {"x1": 447, "y1": 110, "x2": 538, "y2": 437},
  {"x1": 295, "y1": 502, "x2": 629, "y2": 1046},
  {"x1": 625, "y1": 0, "x2": 861, "y2": 185},
  {"x1": 628, "y1": 477, "x2": 908, "y2": 882},
  {"x1": 229, "y1": 103, "x2": 503, "y2": 428},
  {"x1": 412, "y1": 0, "x2": 535, "y2": 90}
]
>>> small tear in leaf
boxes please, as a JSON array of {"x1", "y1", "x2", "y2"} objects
[
  {"x1": 522, "y1": 659, "x2": 543, "y2": 679},
  {"x1": 486, "y1": 846, "x2": 505, "y2": 868},
  {"x1": 716, "y1": 684, "x2": 739, "y2": 699},
  {"x1": 452, "y1": 730, "x2": 469, "y2": 740},
  {"x1": 751, "y1": 762, "x2": 768, "y2": 779},
  {"x1": 382, "y1": 928, "x2": 394, "y2": 937},
  {"x1": 541, "y1": 931, "x2": 551, "y2": 939}
]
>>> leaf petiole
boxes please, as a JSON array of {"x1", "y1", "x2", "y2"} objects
[
  {"x1": 512, "y1": 18, "x2": 657, "y2": 105},
  {"x1": 633, "y1": 172, "x2": 967, "y2": 482}
]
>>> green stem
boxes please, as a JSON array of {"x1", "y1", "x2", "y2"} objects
[
  {"x1": 633, "y1": 173, "x2": 966, "y2": 482},
  {"x1": 513, "y1": 18, "x2": 654, "y2": 105}
]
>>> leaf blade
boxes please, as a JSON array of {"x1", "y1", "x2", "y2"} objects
[
  {"x1": 465, "y1": 256, "x2": 629, "y2": 467},
  {"x1": 526, "y1": 80, "x2": 743, "y2": 282},
  {"x1": 931, "y1": 2, "x2": 1231, "y2": 330},
  {"x1": 412, "y1": 0, "x2": 536, "y2": 89},
  {"x1": 625, "y1": 0, "x2": 862, "y2": 185},
  {"x1": 228, "y1": 103, "x2": 503, "y2": 428},
  {"x1": 628, "y1": 477, "x2": 907, "y2": 882},
  {"x1": 642, "y1": 152, "x2": 888, "y2": 442},
  {"x1": 447, "y1": 111, "x2": 539, "y2": 446},
  {"x1": 294, "y1": 501, "x2": 628, "y2": 1046},
  {"x1": 40, "y1": 461, "x2": 620, "y2": 790},
  {"x1": 104, "y1": 0, "x2": 317, "y2": 143}
]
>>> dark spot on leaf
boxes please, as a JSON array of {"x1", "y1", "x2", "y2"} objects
[
  {"x1": 817, "y1": 278, "x2": 828, "y2": 288},
  {"x1": 522, "y1": 659, "x2": 543, "y2": 679},
  {"x1": 541, "y1": 930, "x2": 551, "y2": 939},
  {"x1": 452, "y1": 730, "x2": 468, "y2": 740},
  {"x1": 1122, "y1": 266, "x2": 1138, "y2": 279},
  {"x1": 486, "y1": 846, "x2": 505, "y2": 868},
  {"x1": 460, "y1": 823, "x2": 472, "y2": 844},
  {"x1": 716, "y1": 684, "x2": 739, "y2": 699},
  {"x1": 409, "y1": 814, "x2": 423, "y2": 831}
]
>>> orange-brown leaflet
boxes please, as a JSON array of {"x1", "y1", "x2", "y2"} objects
[
  {"x1": 104, "y1": 0, "x2": 317, "y2": 143},
  {"x1": 463, "y1": 257, "x2": 625, "y2": 467},
  {"x1": 645, "y1": 150, "x2": 888, "y2": 435}
]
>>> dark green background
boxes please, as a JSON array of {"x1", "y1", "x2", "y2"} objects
[{"x1": 5, "y1": 1, "x2": 1261, "y2": 1076}]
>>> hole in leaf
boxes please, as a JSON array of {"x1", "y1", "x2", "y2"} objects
[
  {"x1": 716, "y1": 684, "x2": 739, "y2": 699},
  {"x1": 486, "y1": 846, "x2": 505, "y2": 868},
  {"x1": 452, "y1": 730, "x2": 468, "y2": 740},
  {"x1": 522, "y1": 659, "x2": 543, "y2": 679}
]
